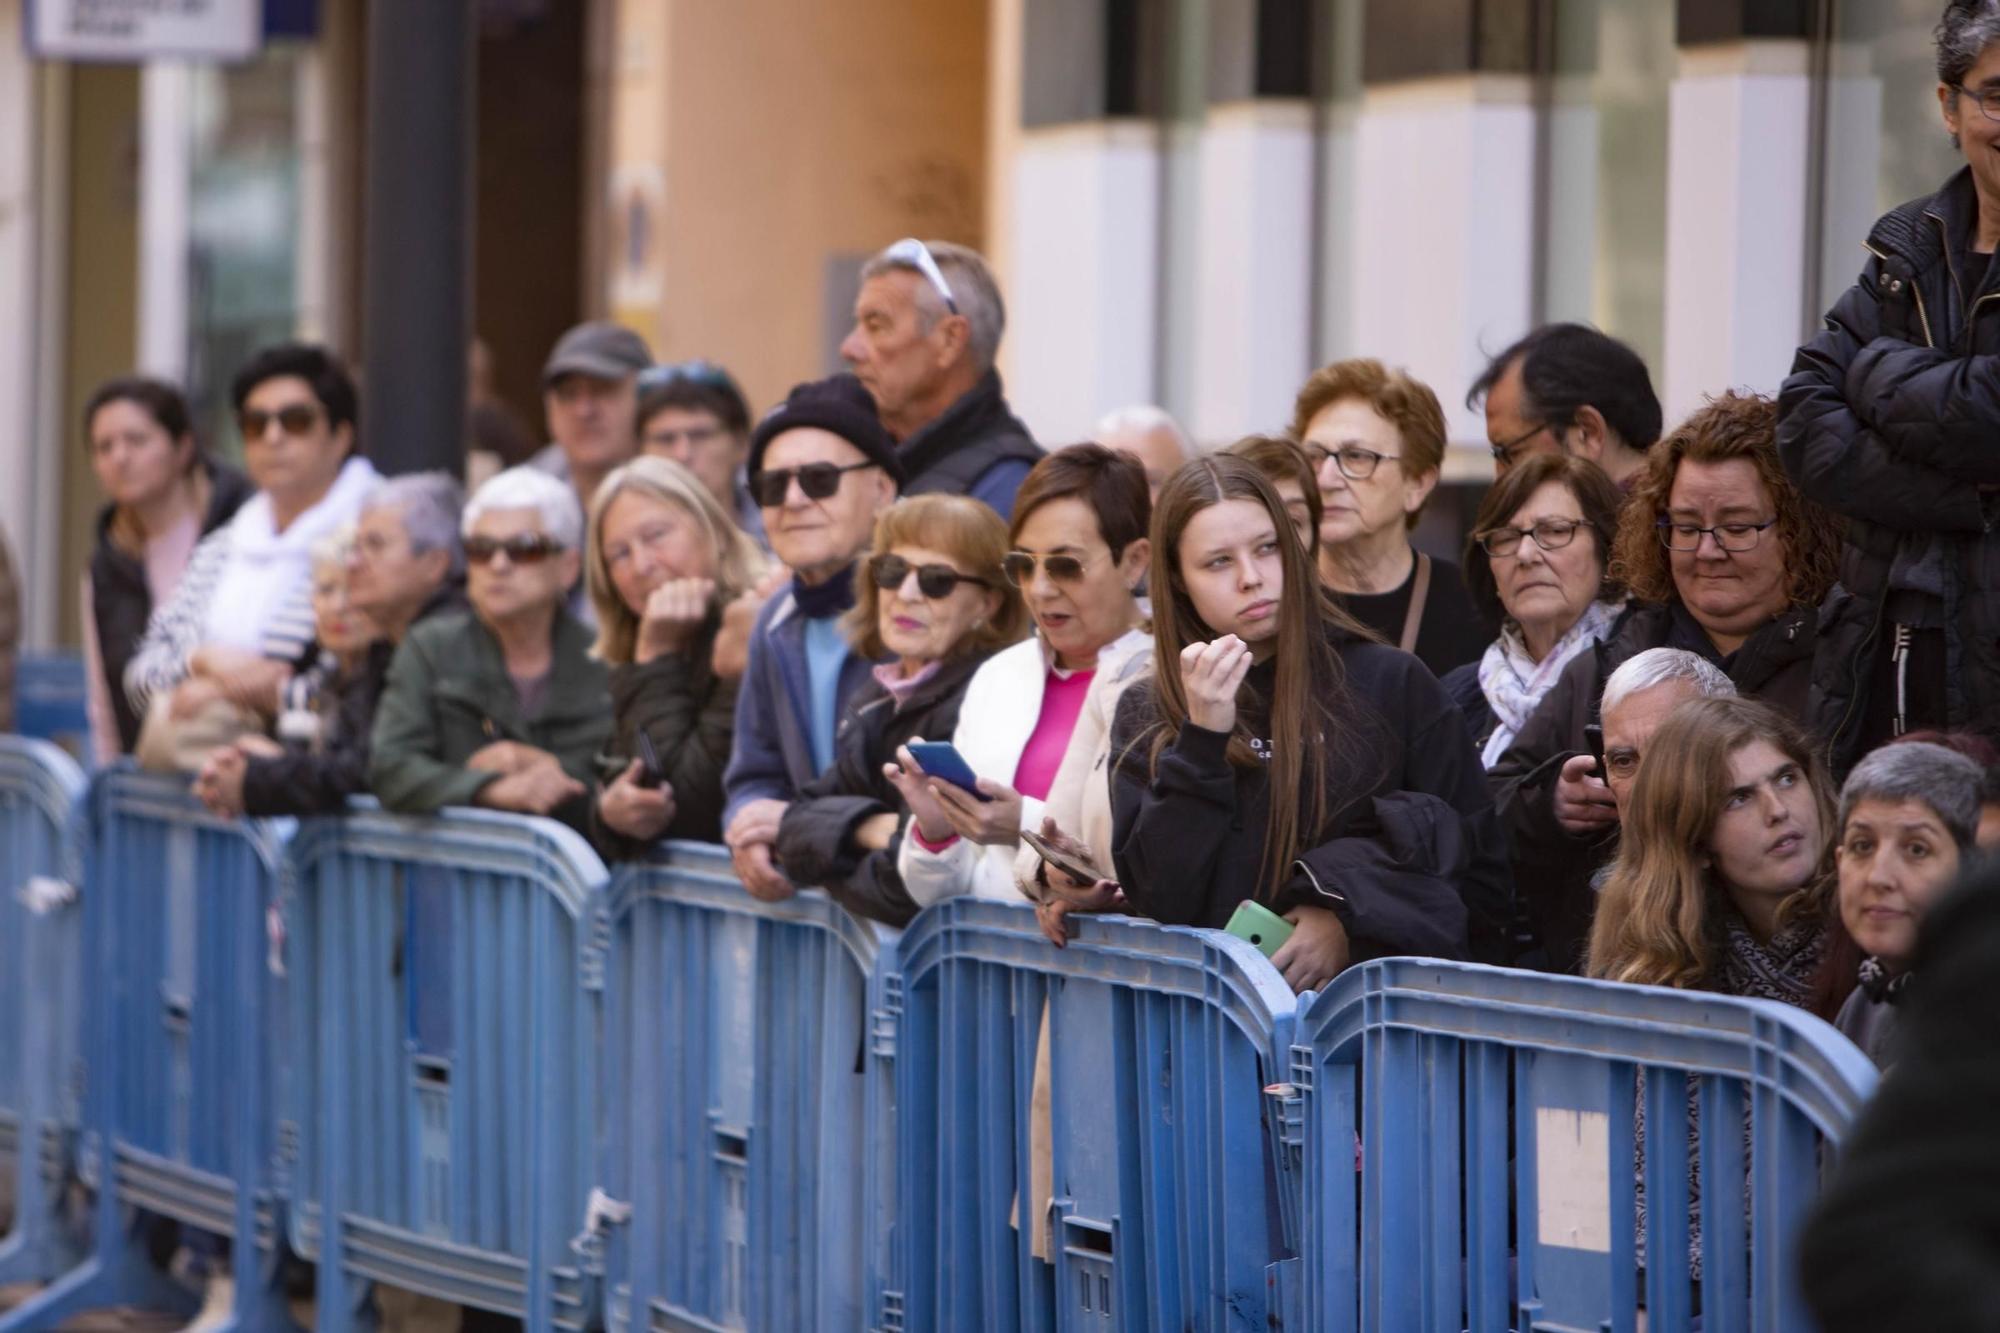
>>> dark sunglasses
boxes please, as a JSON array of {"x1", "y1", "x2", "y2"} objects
[
  {"x1": 1000, "y1": 550, "x2": 1103, "y2": 587},
  {"x1": 239, "y1": 404, "x2": 322, "y2": 439},
  {"x1": 870, "y1": 553, "x2": 989, "y2": 600},
  {"x1": 749, "y1": 459, "x2": 877, "y2": 507},
  {"x1": 464, "y1": 533, "x2": 564, "y2": 566}
]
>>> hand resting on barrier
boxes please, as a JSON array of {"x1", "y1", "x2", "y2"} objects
[
  {"x1": 1029, "y1": 818, "x2": 1124, "y2": 948},
  {"x1": 1268, "y1": 904, "x2": 1350, "y2": 993},
  {"x1": 474, "y1": 759, "x2": 586, "y2": 817},
  {"x1": 598, "y1": 758, "x2": 677, "y2": 840},
  {"x1": 725, "y1": 798, "x2": 796, "y2": 901}
]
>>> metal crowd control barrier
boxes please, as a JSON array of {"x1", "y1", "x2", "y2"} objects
[
  {"x1": 1281, "y1": 958, "x2": 1879, "y2": 1333},
  {"x1": 599, "y1": 845, "x2": 892, "y2": 1332},
  {"x1": 882, "y1": 898, "x2": 1299, "y2": 1333},
  {"x1": 286, "y1": 806, "x2": 609, "y2": 1332},
  {"x1": 2, "y1": 769, "x2": 293, "y2": 1332},
  {"x1": 0, "y1": 737, "x2": 87, "y2": 1288}
]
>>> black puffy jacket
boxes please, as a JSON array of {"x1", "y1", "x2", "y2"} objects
[{"x1": 1779, "y1": 167, "x2": 2000, "y2": 771}]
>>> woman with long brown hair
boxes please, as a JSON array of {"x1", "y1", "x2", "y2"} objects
[
  {"x1": 1105, "y1": 454, "x2": 1511, "y2": 991},
  {"x1": 1587, "y1": 695, "x2": 1838, "y2": 1008}
]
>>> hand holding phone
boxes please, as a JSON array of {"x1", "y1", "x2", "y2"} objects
[
  {"x1": 1224, "y1": 900, "x2": 1295, "y2": 959},
  {"x1": 1583, "y1": 723, "x2": 1606, "y2": 782},
  {"x1": 632, "y1": 731, "x2": 665, "y2": 790},
  {"x1": 1021, "y1": 827, "x2": 1103, "y2": 886},
  {"x1": 904, "y1": 741, "x2": 992, "y2": 802}
]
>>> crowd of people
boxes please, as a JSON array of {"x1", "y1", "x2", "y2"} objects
[{"x1": 6, "y1": 8, "x2": 2000, "y2": 1317}]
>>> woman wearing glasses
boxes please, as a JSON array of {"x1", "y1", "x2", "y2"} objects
[
  {"x1": 1442, "y1": 454, "x2": 1627, "y2": 768},
  {"x1": 634, "y1": 359, "x2": 766, "y2": 546},
  {"x1": 1290, "y1": 358, "x2": 1489, "y2": 678},
  {"x1": 774, "y1": 494, "x2": 1028, "y2": 925},
  {"x1": 123, "y1": 345, "x2": 380, "y2": 763},
  {"x1": 585, "y1": 456, "x2": 769, "y2": 854},
  {"x1": 1490, "y1": 392, "x2": 1842, "y2": 971},
  {"x1": 369, "y1": 467, "x2": 610, "y2": 834},
  {"x1": 878, "y1": 445, "x2": 1152, "y2": 911}
]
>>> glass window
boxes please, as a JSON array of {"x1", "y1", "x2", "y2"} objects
[
  {"x1": 1812, "y1": 0, "x2": 1962, "y2": 314},
  {"x1": 1540, "y1": 0, "x2": 1673, "y2": 377}
]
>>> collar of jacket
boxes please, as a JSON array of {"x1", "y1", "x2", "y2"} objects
[
  {"x1": 1869, "y1": 167, "x2": 1968, "y2": 268},
  {"x1": 850, "y1": 647, "x2": 990, "y2": 724},
  {"x1": 1030, "y1": 622, "x2": 1150, "y2": 678},
  {"x1": 893, "y1": 369, "x2": 1031, "y2": 473}
]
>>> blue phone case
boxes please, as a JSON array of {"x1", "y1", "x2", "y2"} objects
[{"x1": 906, "y1": 742, "x2": 993, "y2": 801}]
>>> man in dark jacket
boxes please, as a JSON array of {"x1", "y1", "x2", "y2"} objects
[
  {"x1": 839, "y1": 238, "x2": 1042, "y2": 517},
  {"x1": 1779, "y1": 17, "x2": 2000, "y2": 771},
  {"x1": 720, "y1": 376, "x2": 903, "y2": 899}
]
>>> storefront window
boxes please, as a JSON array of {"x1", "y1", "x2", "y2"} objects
[
  {"x1": 1813, "y1": 0, "x2": 1962, "y2": 314},
  {"x1": 1540, "y1": 0, "x2": 1673, "y2": 377}
]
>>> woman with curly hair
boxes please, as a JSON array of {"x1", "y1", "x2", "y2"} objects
[
  {"x1": 1489, "y1": 390, "x2": 1844, "y2": 971},
  {"x1": 1588, "y1": 696, "x2": 1839, "y2": 1006}
]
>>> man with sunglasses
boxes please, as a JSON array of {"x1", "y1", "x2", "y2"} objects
[
  {"x1": 840, "y1": 238, "x2": 1042, "y2": 519},
  {"x1": 721, "y1": 375, "x2": 905, "y2": 901},
  {"x1": 1467, "y1": 323, "x2": 1661, "y2": 488}
]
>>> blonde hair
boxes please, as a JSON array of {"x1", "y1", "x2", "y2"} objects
[
  {"x1": 1587, "y1": 696, "x2": 1836, "y2": 988},
  {"x1": 843, "y1": 494, "x2": 1028, "y2": 661},
  {"x1": 585, "y1": 455, "x2": 768, "y2": 663}
]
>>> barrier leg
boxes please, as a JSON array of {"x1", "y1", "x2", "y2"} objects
[
  {"x1": 0, "y1": 1211, "x2": 200, "y2": 1332},
  {"x1": 0, "y1": 902, "x2": 78, "y2": 1288}
]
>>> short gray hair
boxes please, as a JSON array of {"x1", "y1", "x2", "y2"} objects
[
  {"x1": 463, "y1": 465, "x2": 584, "y2": 551},
  {"x1": 861, "y1": 239, "x2": 1006, "y2": 372},
  {"x1": 1600, "y1": 648, "x2": 1736, "y2": 718},
  {"x1": 363, "y1": 471, "x2": 466, "y2": 578},
  {"x1": 1095, "y1": 404, "x2": 1192, "y2": 451},
  {"x1": 1938, "y1": 1, "x2": 2000, "y2": 146},
  {"x1": 1839, "y1": 741, "x2": 1986, "y2": 851}
]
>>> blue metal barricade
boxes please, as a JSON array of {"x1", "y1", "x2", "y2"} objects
[
  {"x1": 13, "y1": 654, "x2": 92, "y2": 761},
  {"x1": 0, "y1": 737, "x2": 87, "y2": 1288},
  {"x1": 1282, "y1": 958, "x2": 1879, "y2": 1333},
  {"x1": 882, "y1": 899, "x2": 1298, "y2": 1333},
  {"x1": 599, "y1": 845, "x2": 892, "y2": 1333},
  {"x1": 285, "y1": 807, "x2": 609, "y2": 1332},
  {"x1": 2, "y1": 768, "x2": 293, "y2": 1332}
]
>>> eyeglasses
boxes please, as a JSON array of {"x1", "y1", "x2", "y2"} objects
[
  {"x1": 1955, "y1": 83, "x2": 2000, "y2": 124},
  {"x1": 749, "y1": 459, "x2": 878, "y2": 507},
  {"x1": 239, "y1": 404, "x2": 322, "y2": 439},
  {"x1": 1476, "y1": 518, "x2": 1586, "y2": 558},
  {"x1": 1655, "y1": 517, "x2": 1778, "y2": 552},
  {"x1": 1000, "y1": 550, "x2": 1107, "y2": 587},
  {"x1": 882, "y1": 237, "x2": 960, "y2": 315},
  {"x1": 1304, "y1": 442, "x2": 1396, "y2": 481},
  {"x1": 637, "y1": 358, "x2": 738, "y2": 392},
  {"x1": 870, "y1": 552, "x2": 989, "y2": 600},
  {"x1": 465, "y1": 533, "x2": 564, "y2": 566},
  {"x1": 1489, "y1": 420, "x2": 1557, "y2": 466},
  {"x1": 643, "y1": 424, "x2": 726, "y2": 451}
]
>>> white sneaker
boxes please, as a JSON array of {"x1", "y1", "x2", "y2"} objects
[{"x1": 177, "y1": 1275, "x2": 234, "y2": 1333}]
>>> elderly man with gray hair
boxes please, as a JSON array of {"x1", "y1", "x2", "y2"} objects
[
  {"x1": 1094, "y1": 404, "x2": 1191, "y2": 498},
  {"x1": 1525, "y1": 646, "x2": 1738, "y2": 971},
  {"x1": 838, "y1": 238, "x2": 1043, "y2": 517}
]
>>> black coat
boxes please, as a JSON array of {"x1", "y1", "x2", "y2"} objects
[
  {"x1": 590, "y1": 614, "x2": 740, "y2": 857},
  {"x1": 775, "y1": 651, "x2": 991, "y2": 928},
  {"x1": 1779, "y1": 166, "x2": 2000, "y2": 771},
  {"x1": 87, "y1": 461, "x2": 254, "y2": 751},
  {"x1": 895, "y1": 370, "x2": 1044, "y2": 513},
  {"x1": 1107, "y1": 629, "x2": 1513, "y2": 964},
  {"x1": 1800, "y1": 861, "x2": 2000, "y2": 1330},
  {"x1": 238, "y1": 583, "x2": 465, "y2": 818},
  {"x1": 1488, "y1": 599, "x2": 1825, "y2": 973}
]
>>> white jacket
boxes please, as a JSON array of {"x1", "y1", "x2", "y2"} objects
[{"x1": 897, "y1": 627, "x2": 1151, "y2": 908}]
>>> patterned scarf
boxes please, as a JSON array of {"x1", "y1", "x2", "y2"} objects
[
  {"x1": 1711, "y1": 909, "x2": 1827, "y2": 1008},
  {"x1": 1476, "y1": 599, "x2": 1623, "y2": 767}
]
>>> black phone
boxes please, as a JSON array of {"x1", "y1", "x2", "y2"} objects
[
  {"x1": 1583, "y1": 723, "x2": 1606, "y2": 782},
  {"x1": 633, "y1": 731, "x2": 664, "y2": 789}
]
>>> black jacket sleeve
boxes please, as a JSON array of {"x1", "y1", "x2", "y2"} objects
[
  {"x1": 1281, "y1": 791, "x2": 1470, "y2": 960},
  {"x1": 1845, "y1": 336, "x2": 2000, "y2": 485},
  {"x1": 240, "y1": 666, "x2": 379, "y2": 817},
  {"x1": 591, "y1": 650, "x2": 740, "y2": 858},
  {"x1": 1800, "y1": 865, "x2": 2000, "y2": 1331},
  {"x1": 773, "y1": 708, "x2": 920, "y2": 928},
  {"x1": 1110, "y1": 707, "x2": 1242, "y2": 928},
  {"x1": 1778, "y1": 261, "x2": 1988, "y2": 533}
]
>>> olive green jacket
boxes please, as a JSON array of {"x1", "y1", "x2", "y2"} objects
[{"x1": 368, "y1": 608, "x2": 610, "y2": 831}]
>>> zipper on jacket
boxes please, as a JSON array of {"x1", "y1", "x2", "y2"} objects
[
  {"x1": 1291, "y1": 858, "x2": 1347, "y2": 906},
  {"x1": 1865, "y1": 240, "x2": 1936, "y2": 348},
  {"x1": 1925, "y1": 209, "x2": 1967, "y2": 316}
]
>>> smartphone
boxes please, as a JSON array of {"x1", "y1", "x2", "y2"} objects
[
  {"x1": 1224, "y1": 900, "x2": 1295, "y2": 959},
  {"x1": 1020, "y1": 828, "x2": 1103, "y2": 886},
  {"x1": 1583, "y1": 723, "x2": 1606, "y2": 782},
  {"x1": 904, "y1": 741, "x2": 992, "y2": 802},
  {"x1": 633, "y1": 731, "x2": 664, "y2": 790}
]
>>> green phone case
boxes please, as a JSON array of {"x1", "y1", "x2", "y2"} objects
[{"x1": 1224, "y1": 900, "x2": 1294, "y2": 959}]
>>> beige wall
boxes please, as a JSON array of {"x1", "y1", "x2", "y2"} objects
[{"x1": 607, "y1": 0, "x2": 990, "y2": 416}]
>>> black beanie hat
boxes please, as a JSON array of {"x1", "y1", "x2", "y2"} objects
[{"x1": 747, "y1": 374, "x2": 906, "y2": 489}]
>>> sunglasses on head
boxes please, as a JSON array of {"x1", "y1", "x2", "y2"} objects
[
  {"x1": 869, "y1": 553, "x2": 989, "y2": 600},
  {"x1": 882, "y1": 237, "x2": 960, "y2": 315},
  {"x1": 465, "y1": 533, "x2": 564, "y2": 566},
  {"x1": 1000, "y1": 550, "x2": 1104, "y2": 587},
  {"x1": 239, "y1": 404, "x2": 322, "y2": 439},
  {"x1": 637, "y1": 358, "x2": 737, "y2": 392},
  {"x1": 749, "y1": 459, "x2": 877, "y2": 507}
]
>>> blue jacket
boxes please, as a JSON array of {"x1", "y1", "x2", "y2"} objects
[{"x1": 722, "y1": 586, "x2": 877, "y2": 825}]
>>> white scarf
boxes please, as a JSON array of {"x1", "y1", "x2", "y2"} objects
[
  {"x1": 1477, "y1": 599, "x2": 1623, "y2": 769},
  {"x1": 201, "y1": 456, "x2": 381, "y2": 650}
]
